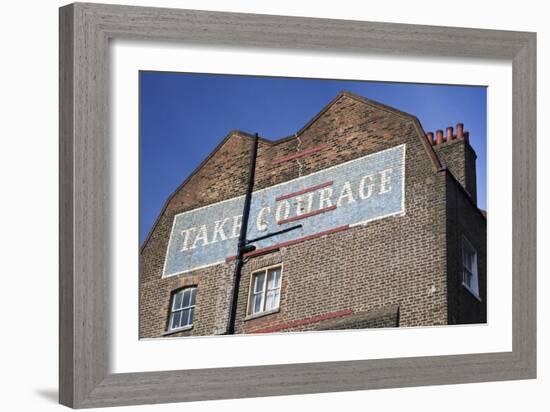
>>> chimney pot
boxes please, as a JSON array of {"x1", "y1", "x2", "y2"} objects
[
  {"x1": 446, "y1": 127, "x2": 453, "y2": 143},
  {"x1": 435, "y1": 129, "x2": 444, "y2": 145},
  {"x1": 427, "y1": 132, "x2": 434, "y2": 145},
  {"x1": 456, "y1": 123, "x2": 464, "y2": 139},
  {"x1": 463, "y1": 131, "x2": 470, "y2": 143}
]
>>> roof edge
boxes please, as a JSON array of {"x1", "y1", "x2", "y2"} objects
[
  {"x1": 141, "y1": 91, "x2": 444, "y2": 251},
  {"x1": 338, "y1": 91, "x2": 443, "y2": 172},
  {"x1": 140, "y1": 129, "x2": 266, "y2": 251}
]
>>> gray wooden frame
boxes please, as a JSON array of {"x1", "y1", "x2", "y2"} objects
[{"x1": 59, "y1": 2, "x2": 536, "y2": 408}]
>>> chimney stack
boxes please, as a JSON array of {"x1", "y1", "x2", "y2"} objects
[
  {"x1": 456, "y1": 123, "x2": 464, "y2": 139},
  {"x1": 431, "y1": 122, "x2": 477, "y2": 204},
  {"x1": 435, "y1": 129, "x2": 444, "y2": 145},
  {"x1": 446, "y1": 127, "x2": 453, "y2": 143}
]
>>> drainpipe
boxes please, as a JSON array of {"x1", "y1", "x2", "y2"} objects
[{"x1": 225, "y1": 133, "x2": 259, "y2": 335}]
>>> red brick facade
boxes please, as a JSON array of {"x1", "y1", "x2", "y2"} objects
[{"x1": 139, "y1": 91, "x2": 486, "y2": 338}]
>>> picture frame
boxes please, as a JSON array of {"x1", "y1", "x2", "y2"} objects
[{"x1": 59, "y1": 2, "x2": 536, "y2": 408}]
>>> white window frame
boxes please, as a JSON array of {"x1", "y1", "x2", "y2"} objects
[
  {"x1": 167, "y1": 286, "x2": 197, "y2": 331},
  {"x1": 461, "y1": 236, "x2": 481, "y2": 300},
  {"x1": 247, "y1": 265, "x2": 283, "y2": 317}
]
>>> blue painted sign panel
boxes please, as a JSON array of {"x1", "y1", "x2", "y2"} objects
[{"x1": 163, "y1": 144, "x2": 406, "y2": 277}]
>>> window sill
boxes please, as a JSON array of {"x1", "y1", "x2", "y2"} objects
[
  {"x1": 462, "y1": 283, "x2": 482, "y2": 302},
  {"x1": 244, "y1": 308, "x2": 280, "y2": 322},
  {"x1": 162, "y1": 325, "x2": 193, "y2": 336}
]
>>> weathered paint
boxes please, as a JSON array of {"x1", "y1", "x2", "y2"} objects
[{"x1": 162, "y1": 144, "x2": 406, "y2": 277}]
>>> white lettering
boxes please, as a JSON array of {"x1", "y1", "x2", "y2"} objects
[
  {"x1": 180, "y1": 227, "x2": 196, "y2": 251},
  {"x1": 337, "y1": 181, "x2": 355, "y2": 207},
  {"x1": 379, "y1": 168, "x2": 393, "y2": 194},
  {"x1": 305, "y1": 192, "x2": 314, "y2": 214},
  {"x1": 211, "y1": 218, "x2": 229, "y2": 243},
  {"x1": 295, "y1": 196, "x2": 307, "y2": 216},
  {"x1": 230, "y1": 215, "x2": 242, "y2": 238},
  {"x1": 318, "y1": 187, "x2": 333, "y2": 209},
  {"x1": 256, "y1": 207, "x2": 271, "y2": 231},
  {"x1": 276, "y1": 200, "x2": 291, "y2": 222},
  {"x1": 190, "y1": 225, "x2": 209, "y2": 249},
  {"x1": 359, "y1": 175, "x2": 375, "y2": 199}
]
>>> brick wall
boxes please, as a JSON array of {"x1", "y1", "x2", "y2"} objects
[
  {"x1": 139, "y1": 91, "x2": 486, "y2": 338},
  {"x1": 444, "y1": 172, "x2": 487, "y2": 324}
]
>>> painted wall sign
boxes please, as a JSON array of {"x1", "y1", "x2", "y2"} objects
[{"x1": 162, "y1": 144, "x2": 406, "y2": 277}]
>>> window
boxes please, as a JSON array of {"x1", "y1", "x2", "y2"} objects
[
  {"x1": 461, "y1": 237, "x2": 480, "y2": 299},
  {"x1": 249, "y1": 266, "x2": 282, "y2": 316},
  {"x1": 168, "y1": 287, "x2": 196, "y2": 331}
]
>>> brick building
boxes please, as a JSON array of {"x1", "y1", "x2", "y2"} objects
[{"x1": 139, "y1": 91, "x2": 486, "y2": 338}]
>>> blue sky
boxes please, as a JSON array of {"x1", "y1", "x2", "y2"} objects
[{"x1": 140, "y1": 72, "x2": 486, "y2": 244}]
